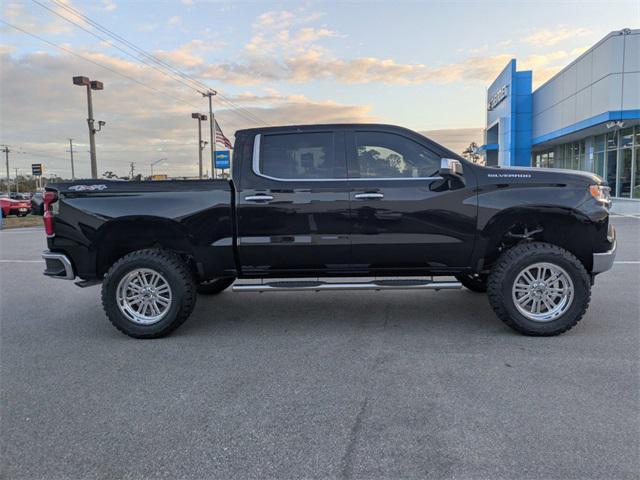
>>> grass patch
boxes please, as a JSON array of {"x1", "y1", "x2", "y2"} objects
[{"x1": 1, "y1": 215, "x2": 43, "y2": 229}]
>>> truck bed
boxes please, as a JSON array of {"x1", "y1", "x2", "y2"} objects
[{"x1": 45, "y1": 179, "x2": 236, "y2": 280}]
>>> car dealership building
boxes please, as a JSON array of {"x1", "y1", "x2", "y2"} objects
[{"x1": 480, "y1": 28, "x2": 640, "y2": 198}]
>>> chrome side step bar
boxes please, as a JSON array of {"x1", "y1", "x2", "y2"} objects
[{"x1": 232, "y1": 279, "x2": 462, "y2": 293}]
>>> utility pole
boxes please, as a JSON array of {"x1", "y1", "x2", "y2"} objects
[
  {"x1": 202, "y1": 90, "x2": 217, "y2": 179},
  {"x1": 73, "y1": 76, "x2": 105, "y2": 179},
  {"x1": 67, "y1": 139, "x2": 76, "y2": 180},
  {"x1": 191, "y1": 113, "x2": 207, "y2": 179},
  {"x1": 129, "y1": 162, "x2": 135, "y2": 180},
  {"x1": 2, "y1": 145, "x2": 9, "y2": 196}
]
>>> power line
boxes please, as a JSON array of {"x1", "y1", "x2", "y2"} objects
[
  {"x1": 42, "y1": 0, "x2": 271, "y2": 126},
  {"x1": 32, "y1": 0, "x2": 209, "y2": 96},
  {"x1": 49, "y1": 0, "x2": 211, "y2": 91},
  {"x1": 0, "y1": 20, "x2": 203, "y2": 110}
]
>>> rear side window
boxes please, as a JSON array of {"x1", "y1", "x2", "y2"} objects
[
  {"x1": 259, "y1": 132, "x2": 343, "y2": 179},
  {"x1": 353, "y1": 131, "x2": 440, "y2": 178}
]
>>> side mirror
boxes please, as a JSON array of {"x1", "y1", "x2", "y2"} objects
[
  {"x1": 439, "y1": 158, "x2": 464, "y2": 178},
  {"x1": 437, "y1": 158, "x2": 465, "y2": 188}
]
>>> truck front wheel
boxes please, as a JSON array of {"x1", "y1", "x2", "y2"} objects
[
  {"x1": 101, "y1": 249, "x2": 197, "y2": 339},
  {"x1": 487, "y1": 242, "x2": 591, "y2": 336}
]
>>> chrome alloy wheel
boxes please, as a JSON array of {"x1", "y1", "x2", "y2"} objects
[
  {"x1": 511, "y1": 262, "x2": 574, "y2": 322},
  {"x1": 116, "y1": 268, "x2": 173, "y2": 325}
]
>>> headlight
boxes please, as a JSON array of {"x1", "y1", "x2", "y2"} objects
[{"x1": 589, "y1": 184, "x2": 612, "y2": 206}]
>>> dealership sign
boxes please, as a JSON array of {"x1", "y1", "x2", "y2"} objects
[
  {"x1": 215, "y1": 151, "x2": 230, "y2": 169},
  {"x1": 488, "y1": 84, "x2": 509, "y2": 111}
]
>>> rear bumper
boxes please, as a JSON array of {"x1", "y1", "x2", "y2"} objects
[
  {"x1": 592, "y1": 226, "x2": 616, "y2": 274},
  {"x1": 42, "y1": 251, "x2": 75, "y2": 280}
]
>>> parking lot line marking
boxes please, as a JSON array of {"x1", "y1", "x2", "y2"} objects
[
  {"x1": 614, "y1": 261, "x2": 640, "y2": 264},
  {"x1": 0, "y1": 228, "x2": 44, "y2": 233},
  {"x1": 0, "y1": 260, "x2": 44, "y2": 263}
]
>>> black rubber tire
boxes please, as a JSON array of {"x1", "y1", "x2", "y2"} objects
[
  {"x1": 455, "y1": 273, "x2": 488, "y2": 293},
  {"x1": 196, "y1": 277, "x2": 235, "y2": 295},
  {"x1": 101, "y1": 249, "x2": 197, "y2": 339},
  {"x1": 487, "y1": 242, "x2": 591, "y2": 336}
]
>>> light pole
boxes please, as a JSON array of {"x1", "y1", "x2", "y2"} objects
[
  {"x1": 150, "y1": 157, "x2": 167, "y2": 178},
  {"x1": 202, "y1": 90, "x2": 217, "y2": 179},
  {"x1": 1, "y1": 145, "x2": 9, "y2": 196},
  {"x1": 73, "y1": 76, "x2": 105, "y2": 179},
  {"x1": 67, "y1": 138, "x2": 76, "y2": 180},
  {"x1": 191, "y1": 113, "x2": 207, "y2": 179}
]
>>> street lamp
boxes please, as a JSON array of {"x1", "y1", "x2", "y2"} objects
[
  {"x1": 191, "y1": 113, "x2": 207, "y2": 179},
  {"x1": 73, "y1": 76, "x2": 105, "y2": 179},
  {"x1": 150, "y1": 157, "x2": 167, "y2": 178}
]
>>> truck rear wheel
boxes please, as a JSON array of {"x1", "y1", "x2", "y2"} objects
[
  {"x1": 197, "y1": 277, "x2": 235, "y2": 295},
  {"x1": 487, "y1": 242, "x2": 591, "y2": 336},
  {"x1": 101, "y1": 249, "x2": 197, "y2": 339}
]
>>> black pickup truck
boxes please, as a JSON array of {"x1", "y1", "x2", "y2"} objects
[{"x1": 41, "y1": 123, "x2": 616, "y2": 338}]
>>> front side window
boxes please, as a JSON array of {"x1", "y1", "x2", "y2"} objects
[
  {"x1": 353, "y1": 131, "x2": 440, "y2": 178},
  {"x1": 259, "y1": 132, "x2": 341, "y2": 179}
]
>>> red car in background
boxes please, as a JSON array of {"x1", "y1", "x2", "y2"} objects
[{"x1": 0, "y1": 195, "x2": 31, "y2": 217}]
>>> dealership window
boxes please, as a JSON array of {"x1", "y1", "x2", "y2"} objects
[
  {"x1": 594, "y1": 151, "x2": 605, "y2": 178},
  {"x1": 259, "y1": 132, "x2": 342, "y2": 179},
  {"x1": 618, "y1": 128, "x2": 634, "y2": 198},
  {"x1": 620, "y1": 128, "x2": 634, "y2": 148},
  {"x1": 533, "y1": 125, "x2": 640, "y2": 198},
  {"x1": 634, "y1": 146, "x2": 640, "y2": 199}
]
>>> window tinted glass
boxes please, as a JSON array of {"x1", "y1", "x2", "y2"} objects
[
  {"x1": 354, "y1": 131, "x2": 440, "y2": 178},
  {"x1": 260, "y1": 132, "x2": 341, "y2": 179}
]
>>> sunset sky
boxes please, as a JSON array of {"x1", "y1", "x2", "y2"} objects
[{"x1": 1, "y1": 0, "x2": 637, "y2": 178}]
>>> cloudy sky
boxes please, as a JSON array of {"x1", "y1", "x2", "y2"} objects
[{"x1": 0, "y1": 0, "x2": 637, "y2": 178}]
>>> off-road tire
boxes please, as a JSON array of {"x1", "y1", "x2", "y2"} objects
[
  {"x1": 455, "y1": 273, "x2": 488, "y2": 293},
  {"x1": 101, "y1": 249, "x2": 197, "y2": 339},
  {"x1": 197, "y1": 277, "x2": 235, "y2": 295},
  {"x1": 487, "y1": 242, "x2": 591, "y2": 336}
]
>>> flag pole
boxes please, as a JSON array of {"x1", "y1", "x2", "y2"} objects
[{"x1": 203, "y1": 90, "x2": 217, "y2": 179}]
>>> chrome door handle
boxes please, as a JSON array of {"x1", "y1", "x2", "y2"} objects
[
  {"x1": 354, "y1": 193, "x2": 384, "y2": 200},
  {"x1": 244, "y1": 194, "x2": 274, "y2": 202}
]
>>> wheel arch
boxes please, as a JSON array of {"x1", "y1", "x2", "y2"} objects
[
  {"x1": 95, "y1": 216, "x2": 196, "y2": 277},
  {"x1": 478, "y1": 206, "x2": 597, "y2": 272}
]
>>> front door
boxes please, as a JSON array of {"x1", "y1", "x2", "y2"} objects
[
  {"x1": 346, "y1": 129, "x2": 477, "y2": 273},
  {"x1": 236, "y1": 129, "x2": 352, "y2": 276}
]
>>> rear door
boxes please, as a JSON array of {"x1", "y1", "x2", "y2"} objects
[
  {"x1": 346, "y1": 128, "x2": 477, "y2": 273},
  {"x1": 236, "y1": 128, "x2": 352, "y2": 275}
]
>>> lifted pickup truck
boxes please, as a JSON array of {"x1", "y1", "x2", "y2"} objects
[{"x1": 41, "y1": 124, "x2": 616, "y2": 338}]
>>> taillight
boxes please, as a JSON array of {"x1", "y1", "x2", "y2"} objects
[{"x1": 43, "y1": 191, "x2": 58, "y2": 237}]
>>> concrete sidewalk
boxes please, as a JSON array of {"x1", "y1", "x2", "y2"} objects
[{"x1": 611, "y1": 198, "x2": 640, "y2": 216}]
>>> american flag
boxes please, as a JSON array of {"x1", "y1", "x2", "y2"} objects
[{"x1": 214, "y1": 120, "x2": 233, "y2": 149}]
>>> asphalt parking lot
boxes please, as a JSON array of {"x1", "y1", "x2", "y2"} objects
[{"x1": 1, "y1": 216, "x2": 639, "y2": 480}]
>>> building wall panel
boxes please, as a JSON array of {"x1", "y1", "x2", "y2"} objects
[
  {"x1": 576, "y1": 51, "x2": 593, "y2": 91},
  {"x1": 622, "y1": 72, "x2": 640, "y2": 109},
  {"x1": 592, "y1": 34, "x2": 624, "y2": 82}
]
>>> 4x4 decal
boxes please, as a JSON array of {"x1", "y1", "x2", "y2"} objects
[{"x1": 68, "y1": 184, "x2": 108, "y2": 191}]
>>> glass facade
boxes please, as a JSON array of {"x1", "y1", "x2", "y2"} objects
[{"x1": 532, "y1": 125, "x2": 640, "y2": 198}]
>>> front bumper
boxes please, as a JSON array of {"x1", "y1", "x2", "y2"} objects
[
  {"x1": 42, "y1": 251, "x2": 75, "y2": 280},
  {"x1": 592, "y1": 227, "x2": 617, "y2": 274}
]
